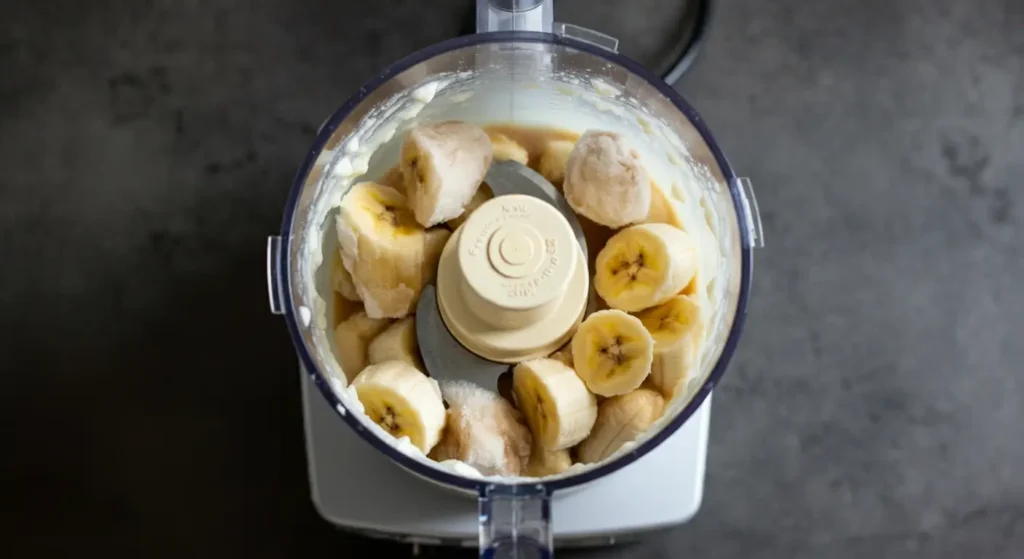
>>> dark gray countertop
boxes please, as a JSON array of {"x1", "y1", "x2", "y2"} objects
[{"x1": 2, "y1": 0, "x2": 1021, "y2": 557}]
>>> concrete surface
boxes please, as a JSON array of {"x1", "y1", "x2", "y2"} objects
[{"x1": 1, "y1": 0, "x2": 1021, "y2": 557}]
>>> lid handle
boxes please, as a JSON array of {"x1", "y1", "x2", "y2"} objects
[
  {"x1": 733, "y1": 177, "x2": 765, "y2": 249},
  {"x1": 476, "y1": 0, "x2": 553, "y2": 33},
  {"x1": 266, "y1": 235, "x2": 285, "y2": 315},
  {"x1": 479, "y1": 484, "x2": 553, "y2": 558},
  {"x1": 552, "y1": 23, "x2": 620, "y2": 53}
]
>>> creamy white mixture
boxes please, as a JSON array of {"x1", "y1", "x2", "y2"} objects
[{"x1": 299, "y1": 72, "x2": 733, "y2": 483}]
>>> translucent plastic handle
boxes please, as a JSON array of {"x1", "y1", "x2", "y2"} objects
[
  {"x1": 479, "y1": 484, "x2": 552, "y2": 558},
  {"x1": 476, "y1": 0, "x2": 553, "y2": 33},
  {"x1": 266, "y1": 235, "x2": 285, "y2": 315}
]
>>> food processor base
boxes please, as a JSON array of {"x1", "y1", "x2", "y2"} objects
[{"x1": 301, "y1": 367, "x2": 710, "y2": 549}]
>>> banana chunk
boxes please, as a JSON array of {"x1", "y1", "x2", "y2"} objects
[
  {"x1": 513, "y1": 358, "x2": 598, "y2": 451},
  {"x1": 525, "y1": 441, "x2": 573, "y2": 477},
  {"x1": 367, "y1": 316, "x2": 424, "y2": 371},
  {"x1": 336, "y1": 182, "x2": 427, "y2": 319},
  {"x1": 334, "y1": 311, "x2": 392, "y2": 381},
  {"x1": 595, "y1": 223, "x2": 698, "y2": 312},
  {"x1": 488, "y1": 132, "x2": 530, "y2": 165},
  {"x1": 430, "y1": 381, "x2": 532, "y2": 476},
  {"x1": 633, "y1": 294, "x2": 704, "y2": 352},
  {"x1": 563, "y1": 130, "x2": 651, "y2": 228},
  {"x1": 537, "y1": 139, "x2": 576, "y2": 186},
  {"x1": 353, "y1": 361, "x2": 446, "y2": 453},
  {"x1": 571, "y1": 309, "x2": 655, "y2": 397},
  {"x1": 446, "y1": 183, "x2": 493, "y2": 230},
  {"x1": 401, "y1": 121, "x2": 493, "y2": 227},
  {"x1": 648, "y1": 341, "x2": 701, "y2": 401},
  {"x1": 330, "y1": 250, "x2": 360, "y2": 302},
  {"x1": 576, "y1": 388, "x2": 665, "y2": 463}
]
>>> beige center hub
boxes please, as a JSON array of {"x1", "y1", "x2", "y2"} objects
[{"x1": 436, "y1": 194, "x2": 589, "y2": 364}]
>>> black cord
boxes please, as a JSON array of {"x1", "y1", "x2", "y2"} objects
[{"x1": 659, "y1": 0, "x2": 713, "y2": 84}]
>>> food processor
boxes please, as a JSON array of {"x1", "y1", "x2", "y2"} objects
[{"x1": 266, "y1": 0, "x2": 764, "y2": 555}]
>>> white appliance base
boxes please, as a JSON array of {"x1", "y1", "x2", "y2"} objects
[{"x1": 302, "y1": 371, "x2": 710, "y2": 548}]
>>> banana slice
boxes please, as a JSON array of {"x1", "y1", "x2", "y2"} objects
[
  {"x1": 336, "y1": 182, "x2": 427, "y2": 319},
  {"x1": 633, "y1": 294, "x2": 704, "y2": 352},
  {"x1": 575, "y1": 388, "x2": 665, "y2": 463},
  {"x1": 400, "y1": 121, "x2": 493, "y2": 227},
  {"x1": 647, "y1": 191, "x2": 720, "y2": 298},
  {"x1": 334, "y1": 311, "x2": 392, "y2": 381},
  {"x1": 636, "y1": 295, "x2": 705, "y2": 399},
  {"x1": 488, "y1": 132, "x2": 530, "y2": 165},
  {"x1": 525, "y1": 441, "x2": 573, "y2": 477},
  {"x1": 429, "y1": 381, "x2": 532, "y2": 476},
  {"x1": 367, "y1": 316, "x2": 424, "y2": 371},
  {"x1": 352, "y1": 361, "x2": 446, "y2": 453},
  {"x1": 330, "y1": 250, "x2": 360, "y2": 302},
  {"x1": 648, "y1": 341, "x2": 701, "y2": 401},
  {"x1": 513, "y1": 358, "x2": 598, "y2": 451},
  {"x1": 571, "y1": 309, "x2": 655, "y2": 397},
  {"x1": 446, "y1": 183, "x2": 493, "y2": 230},
  {"x1": 594, "y1": 223, "x2": 698, "y2": 312},
  {"x1": 537, "y1": 139, "x2": 576, "y2": 186},
  {"x1": 562, "y1": 130, "x2": 651, "y2": 228}
]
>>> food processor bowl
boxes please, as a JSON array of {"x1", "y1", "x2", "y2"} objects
[{"x1": 267, "y1": 1, "x2": 763, "y2": 555}]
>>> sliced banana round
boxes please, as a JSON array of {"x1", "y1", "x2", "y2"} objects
[
  {"x1": 646, "y1": 190, "x2": 721, "y2": 301},
  {"x1": 648, "y1": 341, "x2": 701, "y2": 401},
  {"x1": 334, "y1": 311, "x2": 392, "y2": 381},
  {"x1": 575, "y1": 388, "x2": 665, "y2": 464},
  {"x1": 594, "y1": 223, "x2": 698, "y2": 312},
  {"x1": 400, "y1": 121, "x2": 493, "y2": 227},
  {"x1": 352, "y1": 361, "x2": 446, "y2": 453},
  {"x1": 330, "y1": 250, "x2": 360, "y2": 302},
  {"x1": 562, "y1": 130, "x2": 651, "y2": 228},
  {"x1": 488, "y1": 131, "x2": 530, "y2": 165},
  {"x1": 513, "y1": 358, "x2": 598, "y2": 451},
  {"x1": 571, "y1": 309, "x2": 655, "y2": 397},
  {"x1": 367, "y1": 316, "x2": 423, "y2": 371},
  {"x1": 525, "y1": 441, "x2": 573, "y2": 477},
  {"x1": 446, "y1": 183, "x2": 492, "y2": 231},
  {"x1": 336, "y1": 182, "x2": 427, "y2": 319},
  {"x1": 633, "y1": 294, "x2": 704, "y2": 352},
  {"x1": 429, "y1": 381, "x2": 532, "y2": 476},
  {"x1": 537, "y1": 139, "x2": 576, "y2": 187}
]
